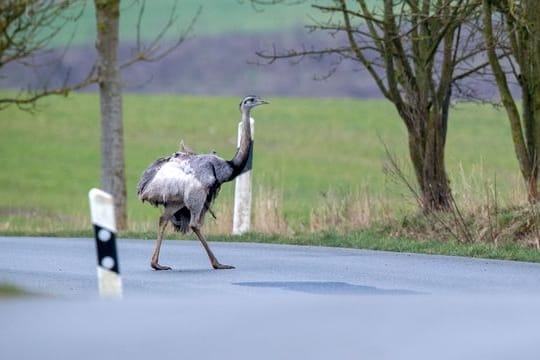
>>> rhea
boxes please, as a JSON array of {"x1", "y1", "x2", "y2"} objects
[{"x1": 137, "y1": 95, "x2": 269, "y2": 270}]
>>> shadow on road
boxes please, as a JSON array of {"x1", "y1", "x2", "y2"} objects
[{"x1": 233, "y1": 281, "x2": 422, "y2": 295}]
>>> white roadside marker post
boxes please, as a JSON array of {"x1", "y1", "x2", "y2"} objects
[
  {"x1": 232, "y1": 117, "x2": 254, "y2": 235},
  {"x1": 88, "y1": 188, "x2": 123, "y2": 299}
]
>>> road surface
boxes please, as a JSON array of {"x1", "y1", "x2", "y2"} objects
[{"x1": 1, "y1": 236, "x2": 540, "y2": 360}]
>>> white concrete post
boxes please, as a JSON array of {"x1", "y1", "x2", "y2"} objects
[
  {"x1": 232, "y1": 117, "x2": 254, "y2": 235},
  {"x1": 88, "y1": 188, "x2": 122, "y2": 299}
]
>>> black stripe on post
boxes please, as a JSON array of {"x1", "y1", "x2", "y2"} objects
[{"x1": 93, "y1": 224, "x2": 120, "y2": 274}]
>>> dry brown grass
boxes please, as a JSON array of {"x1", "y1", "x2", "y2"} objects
[
  {"x1": 308, "y1": 190, "x2": 392, "y2": 233},
  {"x1": 0, "y1": 208, "x2": 90, "y2": 234},
  {"x1": 202, "y1": 186, "x2": 290, "y2": 235},
  {"x1": 394, "y1": 203, "x2": 540, "y2": 249},
  {"x1": 203, "y1": 187, "x2": 391, "y2": 235},
  {"x1": 389, "y1": 167, "x2": 540, "y2": 248},
  {"x1": 204, "y1": 201, "x2": 234, "y2": 235},
  {"x1": 252, "y1": 186, "x2": 291, "y2": 235},
  {"x1": 5, "y1": 173, "x2": 540, "y2": 250}
]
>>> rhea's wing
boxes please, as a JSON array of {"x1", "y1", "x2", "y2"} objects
[
  {"x1": 189, "y1": 154, "x2": 234, "y2": 185},
  {"x1": 136, "y1": 155, "x2": 172, "y2": 196},
  {"x1": 187, "y1": 154, "x2": 234, "y2": 216}
]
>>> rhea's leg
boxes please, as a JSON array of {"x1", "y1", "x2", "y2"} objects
[
  {"x1": 150, "y1": 214, "x2": 172, "y2": 270},
  {"x1": 192, "y1": 226, "x2": 235, "y2": 270}
]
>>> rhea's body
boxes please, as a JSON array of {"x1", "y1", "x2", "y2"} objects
[{"x1": 136, "y1": 95, "x2": 268, "y2": 270}]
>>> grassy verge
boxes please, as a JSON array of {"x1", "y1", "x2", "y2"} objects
[
  {"x1": 207, "y1": 231, "x2": 540, "y2": 263},
  {"x1": 3, "y1": 227, "x2": 540, "y2": 264},
  {"x1": 0, "y1": 283, "x2": 27, "y2": 298}
]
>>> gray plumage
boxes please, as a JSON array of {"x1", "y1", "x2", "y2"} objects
[
  {"x1": 137, "y1": 95, "x2": 269, "y2": 270},
  {"x1": 137, "y1": 153, "x2": 232, "y2": 232}
]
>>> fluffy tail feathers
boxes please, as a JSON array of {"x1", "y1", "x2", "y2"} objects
[{"x1": 171, "y1": 207, "x2": 191, "y2": 234}]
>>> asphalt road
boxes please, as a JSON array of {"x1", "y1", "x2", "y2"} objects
[{"x1": 1, "y1": 236, "x2": 540, "y2": 360}]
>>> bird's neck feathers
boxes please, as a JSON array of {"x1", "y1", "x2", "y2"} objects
[{"x1": 227, "y1": 109, "x2": 253, "y2": 181}]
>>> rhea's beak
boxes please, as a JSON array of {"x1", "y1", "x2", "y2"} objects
[{"x1": 259, "y1": 99, "x2": 270, "y2": 105}]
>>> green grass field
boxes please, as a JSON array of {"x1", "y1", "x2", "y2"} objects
[
  {"x1": 52, "y1": 0, "x2": 320, "y2": 46},
  {"x1": 0, "y1": 93, "x2": 522, "y2": 234},
  {"x1": 52, "y1": 1, "x2": 382, "y2": 46}
]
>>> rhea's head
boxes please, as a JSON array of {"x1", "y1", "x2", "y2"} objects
[{"x1": 239, "y1": 95, "x2": 269, "y2": 112}]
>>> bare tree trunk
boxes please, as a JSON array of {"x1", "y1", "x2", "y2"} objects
[
  {"x1": 407, "y1": 110, "x2": 451, "y2": 212},
  {"x1": 529, "y1": 0, "x2": 540, "y2": 201},
  {"x1": 482, "y1": 0, "x2": 540, "y2": 203},
  {"x1": 94, "y1": 0, "x2": 127, "y2": 229},
  {"x1": 255, "y1": 0, "x2": 482, "y2": 213}
]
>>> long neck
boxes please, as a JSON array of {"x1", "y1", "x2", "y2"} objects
[{"x1": 228, "y1": 108, "x2": 253, "y2": 180}]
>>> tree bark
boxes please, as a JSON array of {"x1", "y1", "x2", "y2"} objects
[
  {"x1": 94, "y1": 0, "x2": 127, "y2": 229},
  {"x1": 407, "y1": 109, "x2": 452, "y2": 212},
  {"x1": 382, "y1": 0, "x2": 454, "y2": 212},
  {"x1": 482, "y1": 0, "x2": 540, "y2": 203}
]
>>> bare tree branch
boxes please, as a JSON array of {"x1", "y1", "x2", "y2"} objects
[
  {"x1": 252, "y1": 0, "x2": 484, "y2": 212},
  {"x1": 0, "y1": 0, "x2": 199, "y2": 111}
]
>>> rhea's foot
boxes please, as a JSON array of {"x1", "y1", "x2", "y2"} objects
[
  {"x1": 151, "y1": 262, "x2": 172, "y2": 271},
  {"x1": 212, "y1": 263, "x2": 235, "y2": 270}
]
